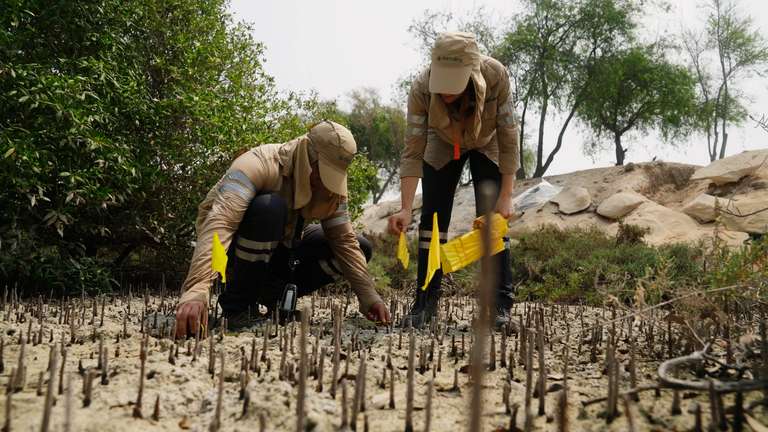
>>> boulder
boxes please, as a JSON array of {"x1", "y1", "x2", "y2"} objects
[
  {"x1": 358, "y1": 195, "x2": 422, "y2": 236},
  {"x1": 682, "y1": 194, "x2": 720, "y2": 223},
  {"x1": 508, "y1": 202, "x2": 618, "y2": 239},
  {"x1": 596, "y1": 192, "x2": 646, "y2": 220},
  {"x1": 623, "y1": 201, "x2": 707, "y2": 246},
  {"x1": 550, "y1": 186, "x2": 591, "y2": 215},
  {"x1": 690, "y1": 149, "x2": 768, "y2": 185},
  {"x1": 719, "y1": 190, "x2": 768, "y2": 234}
]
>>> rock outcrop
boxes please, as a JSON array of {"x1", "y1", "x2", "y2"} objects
[
  {"x1": 360, "y1": 153, "x2": 767, "y2": 247},
  {"x1": 690, "y1": 149, "x2": 768, "y2": 185}
]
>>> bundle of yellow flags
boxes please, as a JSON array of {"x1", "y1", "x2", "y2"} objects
[{"x1": 440, "y1": 213, "x2": 508, "y2": 274}]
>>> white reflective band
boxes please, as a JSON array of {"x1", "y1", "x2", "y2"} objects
[
  {"x1": 235, "y1": 249, "x2": 271, "y2": 263},
  {"x1": 319, "y1": 259, "x2": 342, "y2": 280},
  {"x1": 225, "y1": 170, "x2": 256, "y2": 191},
  {"x1": 498, "y1": 100, "x2": 514, "y2": 115},
  {"x1": 497, "y1": 115, "x2": 516, "y2": 126},
  {"x1": 336, "y1": 202, "x2": 348, "y2": 212},
  {"x1": 219, "y1": 182, "x2": 255, "y2": 200},
  {"x1": 419, "y1": 239, "x2": 447, "y2": 249},
  {"x1": 418, "y1": 230, "x2": 447, "y2": 241},
  {"x1": 408, "y1": 127, "x2": 425, "y2": 137},
  {"x1": 237, "y1": 238, "x2": 278, "y2": 251},
  {"x1": 324, "y1": 214, "x2": 350, "y2": 228},
  {"x1": 407, "y1": 114, "x2": 427, "y2": 124}
]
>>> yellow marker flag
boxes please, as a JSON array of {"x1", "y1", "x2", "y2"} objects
[
  {"x1": 211, "y1": 232, "x2": 228, "y2": 283},
  {"x1": 397, "y1": 231, "x2": 409, "y2": 269},
  {"x1": 422, "y1": 212, "x2": 441, "y2": 290}
]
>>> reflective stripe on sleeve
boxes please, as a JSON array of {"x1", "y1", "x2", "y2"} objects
[
  {"x1": 407, "y1": 114, "x2": 427, "y2": 125},
  {"x1": 497, "y1": 115, "x2": 517, "y2": 126},
  {"x1": 498, "y1": 100, "x2": 514, "y2": 115},
  {"x1": 407, "y1": 126, "x2": 425, "y2": 137},
  {"x1": 324, "y1": 213, "x2": 351, "y2": 228},
  {"x1": 219, "y1": 182, "x2": 255, "y2": 200},
  {"x1": 318, "y1": 259, "x2": 343, "y2": 281},
  {"x1": 224, "y1": 170, "x2": 256, "y2": 192}
]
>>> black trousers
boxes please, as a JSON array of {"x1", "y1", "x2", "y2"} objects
[
  {"x1": 218, "y1": 193, "x2": 372, "y2": 315},
  {"x1": 417, "y1": 151, "x2": 515, "y2": 309}
]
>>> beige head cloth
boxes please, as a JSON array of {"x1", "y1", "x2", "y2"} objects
[
  {"x1": 429, "y1": 32, "x2": 481, "y2": 95},
  {"x1": 277, "y1": 136, "x2": 314, "y2": 209}
]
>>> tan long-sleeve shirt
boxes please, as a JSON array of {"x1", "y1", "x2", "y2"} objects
[
  {"x1": 179, "y1": 139, "x2": 383, "y2": 315},
  {"x1": 401, "y1": 55, "x2": 520, "y2": 178}
]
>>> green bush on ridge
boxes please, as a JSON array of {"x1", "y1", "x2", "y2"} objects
[{"x1": 363, "y1": 224, "x2": 766, "y2": 309}]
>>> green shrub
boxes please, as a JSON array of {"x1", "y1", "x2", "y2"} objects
[
  {"x1": 0, "y1": 0, "x2": 376, "y2": 295},
  {"x1": 367, "y1": 223, "x2": 765, "y2": 316},
  {"x1": 507, "y1": 225, "x2": 705, "y2": 304},
  {"x1": 364, "y1": 233, "x2": 417, "y2": 296}
]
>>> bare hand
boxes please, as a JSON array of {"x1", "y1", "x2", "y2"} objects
[
  {"x1": 494, "y1": 196, "x2": 513, "y2": 219},
  {"x1": 366, "y1": 302, "x2": 391, "y2": 325},
  {"x1": 387, "y1": 209, "x2": 412, "y2": 236},
  {"x1": 175, "y1": 301, "x2": 208, "y2": 339}
]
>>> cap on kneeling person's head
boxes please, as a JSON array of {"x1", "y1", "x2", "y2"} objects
[
  {"x1": 429, "y1": 32, "x2": 481, "y2": 95},
  {"x1": 307, "y1": 120, "x2": 357, "y2": 197}
]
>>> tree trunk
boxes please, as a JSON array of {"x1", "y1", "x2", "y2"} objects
[
  {"x1": 718, "y1": 84, "x2": 729, "y2": 160},
  {"x1": 113, "y1": 243, "x2": 139, "y2": 267},
  {"x1": 719, "y1": 127, "x2": 728, "y2": 160},
  {"x1": 614, "y1": 133, "x2": 626, "y2": 166},
  {"x1": 516, "y1": 99, "x2": 529, "y2": 180},
  {"x1": 716, "y1": 5, "x2": 730, "y2": 161},
  {"x1": 534, "y1": 97, "x2": 549, "y2": 177},
  {"x1": 536, "y1": 103, "x2": 578, "y2": 177},
  {"x1": 373, "y1": 169, "x2": 397, "y2": 204},
  {"x1": 711, "y1": 118, "x2": 720, "y2": 162}
]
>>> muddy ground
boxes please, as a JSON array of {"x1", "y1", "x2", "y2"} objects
[{"x1": 0, "y1": 292, "x2": 766, "y2": 431}]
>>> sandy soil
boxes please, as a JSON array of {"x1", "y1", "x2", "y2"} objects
[{"x1": 0, "y1": 292, "x2": 766, "y2": 431}]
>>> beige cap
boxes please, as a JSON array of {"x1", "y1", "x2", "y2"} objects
[
  {"x1": 429, "y1": 32, "x2": 480, "y2": 95},
  {"x1": 307, "y1": 120, "x2": 356, "y2": 196}
]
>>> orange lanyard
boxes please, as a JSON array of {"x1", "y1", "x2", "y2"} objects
[{"x1": 452, "y1": 121, "x2": 461, "y2": 160}]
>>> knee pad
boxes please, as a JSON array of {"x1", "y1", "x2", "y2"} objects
[{"x1": 357, "y1": 235, "x2": 373, "y2": 262}]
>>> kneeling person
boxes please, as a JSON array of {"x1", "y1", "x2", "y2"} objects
[{"x1": 175, "y1": 121, "x2": 390, "y2": 337}]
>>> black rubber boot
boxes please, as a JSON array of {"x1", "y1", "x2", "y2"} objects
[
  {"x1": 494, "y1": 304, "x2": 512, "y2": 330},
  {"x1": 221, "y1": 308, "x2": 270, "y2": 331},
  {"x1": 400, "y1": 285, "x2": 441, "y2": 328}
]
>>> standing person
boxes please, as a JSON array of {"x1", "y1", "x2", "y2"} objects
[
  {"x1": 387, "y1": 32, "x2": 520, "y2": 328},
  {"x1": 175, "y1": 121, "x2": 390, "y2": 337}
]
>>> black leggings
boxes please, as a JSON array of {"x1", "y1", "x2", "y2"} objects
[
  {"x1": 218, "y1": 193, "x2": 372, "y2": 315},
  {"x1": 417, "y1": 151, "x2": 514, "y2": 308}
]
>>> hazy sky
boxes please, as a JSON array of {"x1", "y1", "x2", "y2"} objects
[{"x1": 230, "y1": 0, "x2": 768, "y2": 176}]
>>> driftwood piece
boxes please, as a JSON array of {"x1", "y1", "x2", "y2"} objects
[{"x1": 657, "y1": 343, "x2": 768, "y2": 393}]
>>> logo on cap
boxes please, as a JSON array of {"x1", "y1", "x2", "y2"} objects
[{"x1": 437, "y1": 55, "x2": 463, "y2": 63}]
